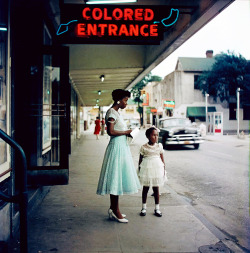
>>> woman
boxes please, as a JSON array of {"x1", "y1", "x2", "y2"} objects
[
  {"x1": 96, "y1": 89, "x2": 141, "y2": 223},
  {"x1": 94, "y1": 117, "x2": 101, "y2": 140}
]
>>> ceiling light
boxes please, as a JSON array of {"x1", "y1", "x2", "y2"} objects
[
  {"x1": 98, "y1": 90, "x2": 101, "y2": 95},
  {"x1": 86, "y1": 0, "x2": 137, "y2": 4},
  {"x1": 96, "y1": 99, "x2": 99, "y2": 103},
  {"x1": 0, "y1": 27, "x2": 7, "y2": 31},
  {"x1": 100, "y1": 75, "x2": 105, "y2": 82}
]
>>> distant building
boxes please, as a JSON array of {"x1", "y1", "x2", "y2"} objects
[{"x1": 143, "y1": 50, "x2": 249, "y2": 134}]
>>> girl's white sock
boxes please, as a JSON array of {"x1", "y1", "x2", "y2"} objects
[
  {"x1": 142, "y1": 203, "x2": 147, "y2": 209},
  {"x1": 155, "y1": 204, "x2": 160, "y2": 210}
]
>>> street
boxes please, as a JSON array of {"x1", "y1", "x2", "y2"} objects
[{"x1": 132, "y1": 130, "x2": 250, "y2": 251}]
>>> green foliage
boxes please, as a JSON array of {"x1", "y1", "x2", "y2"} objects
[
  {"x1": 131, "y1": 72, "x2": 162, "y2": 104},
  {"x1": 197, "y1": 51, "x2": 249, "y2": 102},
  {"x1": 130, "y1": 72, "x2": 162, "y2": 126}
]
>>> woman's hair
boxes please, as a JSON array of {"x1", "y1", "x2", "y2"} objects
[
  {"x1": 145, "y1": 127, "x2": 158, "y2": 138},
  {"x1": 112, "y1": 89, "x2": 131, "y2": 102}
]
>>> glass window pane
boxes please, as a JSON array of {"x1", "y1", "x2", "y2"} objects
[
  {"x1": 0, "y1": 35, "x2": 7, "y2": 166},
  {"x1": 39, "y1": 59, "x2": 61, "y2": 166}
]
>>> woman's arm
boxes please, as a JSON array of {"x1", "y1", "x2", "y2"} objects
[
  {"x1": 138, "y1": 154, "x2": 143, "y2": 172},
  {"x1": 107, "y1": 118, "x2": 132, "y2": 136}
]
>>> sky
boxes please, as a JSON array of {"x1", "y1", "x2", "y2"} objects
[{"x1": 151, "y1": 0, "x2": 250, "y2": 78}]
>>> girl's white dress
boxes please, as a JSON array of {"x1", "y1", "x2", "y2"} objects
[{"x1": 138, "y1": 143, "x2": 166, "y2": 187}]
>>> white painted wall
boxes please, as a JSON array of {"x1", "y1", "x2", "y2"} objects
[{"x1": 145, "y1": 70, "x2": 249, "y2": 133}]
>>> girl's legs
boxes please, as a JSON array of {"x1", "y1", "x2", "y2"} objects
[
  {"x1": 140, "y1": 186, "x2": 149, "y2": 216},
  {"x1": 153, "y1": 186, "x2": 162, "y2": 217},
  {"x1": 110, "y1": 194, "x2": 123, "y2": 219},
  {"x1": 152, "y1": 186, "x2": 159, "y2": 204},
  {"x1": 142, "y1": 186, "x2": 149, "y2": 204}
]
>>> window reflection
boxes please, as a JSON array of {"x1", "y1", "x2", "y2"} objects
[{"x1": 0, "y1": 35, "x2": 7, "y2": 166}]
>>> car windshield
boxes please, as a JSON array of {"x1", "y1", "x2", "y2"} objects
[{"x1": 161, "y1": 118, "x2": 191, "y2": 128}]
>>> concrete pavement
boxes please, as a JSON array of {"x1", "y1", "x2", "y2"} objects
[
  {"x1": 12, "y1": 129, "x2": 248, "y2": 253},
  {"x1": 204, "y1": 133, "x2": 250, "y2": 145}
]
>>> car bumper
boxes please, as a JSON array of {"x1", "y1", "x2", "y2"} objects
[{"x1": 165, "y1": 137, "x2": 204, "y2": 145}]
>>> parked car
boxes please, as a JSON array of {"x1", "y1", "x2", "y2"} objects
[
  {"x1": 158, "y1": 117, "x2": 203, "y2": 149},
  {"x1": 128, "y1": 119, "x2": 140, "y2": 130}
]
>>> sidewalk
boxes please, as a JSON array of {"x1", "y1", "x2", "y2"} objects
[
  {"x1": 204, "y1": 133, "x2": 249, "y2": 147},
  {"x1": 22, "y1": 130, "x2": 246, "y2": 253}
]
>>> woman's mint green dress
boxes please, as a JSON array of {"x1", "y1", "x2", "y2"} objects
[{"x1": 96, "y1": 108, "x2": 141, "y2": 195}]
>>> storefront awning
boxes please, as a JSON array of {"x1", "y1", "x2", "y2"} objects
[{"x1": 186, "y1": 106, "x2": 216, "y2": 117}]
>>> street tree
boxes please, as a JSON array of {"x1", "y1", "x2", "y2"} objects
[
  {"x1": 197, "y1": 51, "x2": 250, "y2": 103},
  {"x1": 131, "y1": 73, "x2": 162, "y2": 126}
]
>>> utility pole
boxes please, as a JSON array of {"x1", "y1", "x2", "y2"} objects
[
  {"x1": 237, "y1": 88, "x2": 240, "y2": 137},
  {"x1": 205, "y1": 93, "x2": 209, "y2": 133}
]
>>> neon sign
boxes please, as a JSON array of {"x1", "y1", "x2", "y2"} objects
[{"x1": 57, "y1": 5, "x2": 179, "y2": 44}]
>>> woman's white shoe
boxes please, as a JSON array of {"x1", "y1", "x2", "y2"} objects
[
  {"x1": 108, "y1": 208, "x2": 126, "y2": 219},
  {"x1": 111, "y1": 211, "x2": 129, "y2": 223}
]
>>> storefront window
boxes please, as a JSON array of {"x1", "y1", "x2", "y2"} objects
[
  {"x1": 0, "y1": 26, "x2": 9, "y2": 181},
  {"x1": 42, "y1": 55, "x2": 52, "y2": 153},
  {"x1": 0, "y1": 75, "x2": 7, "y2": 165},
  {"x1": 71, "y1": 88, "x2": 78, "y2": 142}
]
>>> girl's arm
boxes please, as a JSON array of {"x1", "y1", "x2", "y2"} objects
[
  {"x1": 160, "y1": 153, "x2": 165, "y2": 165},
  {"x1": 107, "y1": 118, "x2": 132, "y2": 136},
  {"x1": 138, "y1": 154, "x2": 143, "y2": 171},
  {"x1": 160, "y1": 153, "x2": 166, "y2": 175}
]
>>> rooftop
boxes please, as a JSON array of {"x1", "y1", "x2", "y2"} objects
[{"x1": 176, "y1": 57, "x2": 216, "y2": 72}]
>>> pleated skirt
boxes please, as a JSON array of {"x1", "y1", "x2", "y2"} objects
[
  {"x1": 138, "y1": 156, "x2": 166, "y2": 187},
  {"x1": 96, "y1": 135, "x2": 141, "y2": 195}
]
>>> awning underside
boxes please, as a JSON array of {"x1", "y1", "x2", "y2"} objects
[{"x1": 187, "y1": 106, "x2": 216, "y2": 117}]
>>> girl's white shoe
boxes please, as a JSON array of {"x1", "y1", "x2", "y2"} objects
[
  {"x1": 140, "y1": 208, "x2": 146, "y2": 216},
  {"x1": 154, "y1": 209, "x2": 162, "y2": 217}
]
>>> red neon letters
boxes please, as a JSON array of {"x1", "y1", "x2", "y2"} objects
[
  {"x1": 77, "y1": 23, "x2": 158, "y2": 37},
  {"x1": 82, "y1": 7, "x2": 154, "y2": 21},
  {"x1": 78, "y1": 7, "x2": 157, "y2": 38}
]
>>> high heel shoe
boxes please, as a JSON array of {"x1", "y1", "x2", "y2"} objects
[
  {"x1": 110, "y1": 211, "x2": 128, "y2": 223},
  {"x1": 108, "y1": 208, "x2": 126, "y2": 219}
]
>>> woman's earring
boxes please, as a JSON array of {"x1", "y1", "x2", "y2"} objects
[{"x1": 117, "y1": 101, "x2": 120, "y2": 104}]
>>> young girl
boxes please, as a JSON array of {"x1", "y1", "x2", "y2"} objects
[{"x1": 138, "y1": 127, "x2": 166, "y2": 217}]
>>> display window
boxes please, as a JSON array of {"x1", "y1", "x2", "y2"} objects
[{"x1": 0, "y1": 29, "x2": 10, "y2": 182}]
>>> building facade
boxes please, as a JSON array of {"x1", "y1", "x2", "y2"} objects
[
  {"x1": 143, "y1": 51, "x2": 249, "y2": 134},
  {"x1": 0, "y1": 1, "x2": 84, "y2": 246}
]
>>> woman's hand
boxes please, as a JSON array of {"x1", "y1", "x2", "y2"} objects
[{"x1": 126, "y1": 129, "x2": 133, "y2": 137}]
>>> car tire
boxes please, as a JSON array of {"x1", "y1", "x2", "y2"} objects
[
  {"x1": 194, "y1": 144, "x2": 200, "y2": 149},
  {"x1": 162, "y1": 136, "x2": 168, "y2": 149}
]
